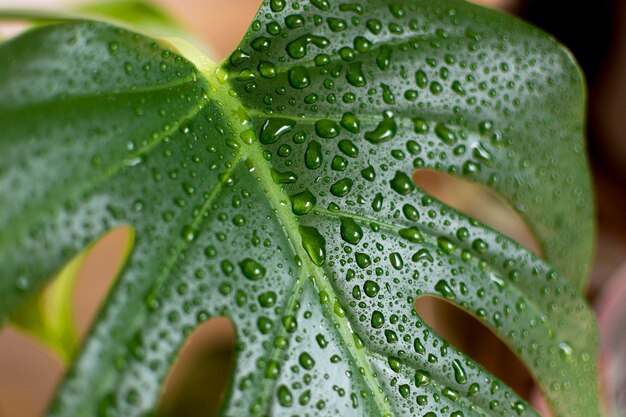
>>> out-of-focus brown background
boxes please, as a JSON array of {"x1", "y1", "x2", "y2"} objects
[{"x1": 1, "y1": 0, "x2": 625, "y2": 416}]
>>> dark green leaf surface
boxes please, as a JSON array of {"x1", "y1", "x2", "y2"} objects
[{"x1": 0, "y1": 1, "x2": 599, "y2": 417}]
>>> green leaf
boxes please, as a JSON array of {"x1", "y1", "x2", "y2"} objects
[{"x1": 0, "y1": 1, "x2": 599, "y2": 417}]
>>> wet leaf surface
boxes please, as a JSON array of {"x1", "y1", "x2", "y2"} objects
[{"x1": 0, "y1": 1, "x2": 600, "y2": 417}]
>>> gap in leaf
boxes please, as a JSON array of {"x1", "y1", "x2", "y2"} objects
[
  {"x1": 414, "y1": 295, "x2": 549, "y2": 411},
  {"x1": 156, "y1": 317, "x2": 236, "y2": 417},
  {"x1": 0, "y1": 226, "x2": 133, "y2": 417},
  {"x1": 412, "y1": 170, "x2": 542, "y2": 256},
  {"x1": 73, "y1": 225, "x2": 133, "y2": 338},
  {"x1": 0, "y1": 326, "x2": 63, "y2": 417}
]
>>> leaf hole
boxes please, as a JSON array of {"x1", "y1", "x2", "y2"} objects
[
  {"x1": 0, "y1": 326, "x2": 63, "y2": 417},
  {"x1": 156, "y1": 317, "x2": 236, "y2": 417},
  {"x1": 0, "y1": 226, "x2": 133, "y2": 416},
  {"x1": 72, "y1": 225, "x2": 134, "y2": 339},
  {"x1": 412, "y1": 170, "x2": 542, "y2": 257},
  {"x1": 414, "y1": 295, "x2": 550, "y2": 413}
]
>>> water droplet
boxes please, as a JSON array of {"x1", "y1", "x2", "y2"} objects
[
  {"x1": 414, "y1": 338, "x2": 425, "y2": 354},
  {"x1": 371, "y1": 192, "x2": 384, "y2": 211},
  {"x1": 270, "y1": 0, "x2": 286, "y2": 12},
  {"x1": 389, "y1": 252, "x2": 404, "y2": 270},
  {"x1": 299, "y1": 390, "x2": 311, "y2": 406},
  {"x1": 399, "y1": 227, "x2": 423, "y2": 243},
  {"x1": 181, "y1": 225, "x2": 196, "y2": 242},
  {"x1": 285, "y1": 14, "x2": 304, "y2": 29},
  {"x1": 331, "y1": 156, "x2": 348, "y2": 171},
  {"x1": 463, "y1": 160, "x2": 481, "y2": 176},
  {"x1": 559, "y1": 341, "x2": 574, "y2": 361},
  {"x1": 310, "y1": 0, "x2": 330, "y2": 10},
  {"x1": 258, "y1": 291, "x2": 277, "y2": 308},
  {"x1": 108, "y1": 41, "x2": 119, "y2": 54},
  {"x1": 452, "y1": 359, "x2": 467, "y2": 384},
  {"x1": 271, "y1": 169, "x2": 298, "y2": 184},
  {"x1": 434, "y1": 279, "x2": 456, "y2": 300},
  {"x1": 286, "y1": 34, "x2": 330, "y2": 59},
  {"x1": 472, "y1": 143, "x2": 494, "y2": 165},
  {"x1": 330, "y1": 178, "x2": 353, "y2": 197},
  {"x1": 340, "y1": 217, "x2": 363, "y2": 245},
  {"x1": 415, "y1": 70, "x2": 428, "y2": 88},
  {"x1": 513, "y1": 401, "x2": 526, "y2": 415},
  {"x1": 472, "y1": 239, "x2": 488, "y2": 253},
  {"x1": 346, "y1": 62, "x2": 366, "y2": 87},
  {"x1": 288, "y1": 65, "x2": 311, "y2": 89},
  {"x1": 340, "y1": 112, "x2": 360, "y2": 133},
  {"x1": 339, "y1": 3, "x2": 363, "y2": 14},
  {"x1": 353, "y1": 36, "x2": 372, "y2": 53},
  {"x1": 355, "y1": 252, "x2": 371, "y2": 268},
  {"x1": 435, "y1": 123, "x2": 457, "y2": 145},
  {"x1": 338, "y1": 139, "x2": 358, "y2": 157},
  {"x1": 389, "y1": 3, "x2": 405, "y2": 17},
  {"x1": 364, "y1": 280, "x2": 379, "y2": 297},
  {"x1": 371, "y1": 310, "x2": 385, "y2": 328},
  {"x1": 381, "y1": 83, "x2": 395, "y2": 104},
  {"x1": 290, "y1": 190, "x2": 317, "y2": 215},
  {"x1": 377, "y1": 45, "x2": 392, "y2": 70},
  {"x1": 251, "y1": 36, "x2": 271, "y2": 52},
  {"x1": 299, "y1": 226, "x2": 326, "y2": 265},
  {"x1": 327, "y1": 17, "x2": 347, "y2": 32},
  {"x1": 239, "y1": 258, "x2": 266, "y2": 280},
  {"x1": 412, "y1": 249, "x2": 433, "y2": 262},
  {"x1": 259, "y1": 118, "x2": 296, "y2": 144},
  {"x1": 299, "y1": 352, "x2": 315, "y2": 370},
  {"x1": 411, "y1": 117, "x2": 429, "y2": 134},
  {"x1": 437, "y1": 236, "x2": 456, "y2": 253},
  {"x1": 361, "y1": 165, "x2": 376, "y2": 181},
  {"x1": 315, "y1": 119, "x2": 340, "y2": 138},
  {"x1": 415, "y1": 370, "x2": 431, "y2": 387},
  {"x1": 429, "y1": 81, "x2": 443, "y2": 95},
  {"x1": 451, "y1": 80, "x2": 466, "y2": 96},
  {"x1": 390, "y1": 171, "x2": 415, "y2": 195},
  {"x1": 305, "y1": 140, "x2": 323, "y2": 169},
  {"x1": 385, "y1": 329, "x2": 398, "y2": 343},
  {"x1": 365, "y1": 111, "x2": 397, "y2": 144},
  {"x1": 266, "y1": 21, "x2": 281, "y2": 36},
  {"x1": 402, "y1": 204, "x2": 420, "y2": 221},
  {"x1": 316, "y1": 333, "x2": 328, "y2": 348}
]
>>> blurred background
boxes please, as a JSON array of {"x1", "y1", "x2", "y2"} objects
[{"x1": 0, "y1": 0, "x2": 625, "y2": 416}]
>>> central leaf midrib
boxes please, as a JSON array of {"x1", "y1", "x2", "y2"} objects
[
  {"x1": 242, "y1": 138, "x2": 394, "y2": 417},
  {"x1": 205, "y1": 66, "x2": 393, "y2": 414},
  {"x1": 215, "y1": 62, "x2": 541, "y2": 417}
]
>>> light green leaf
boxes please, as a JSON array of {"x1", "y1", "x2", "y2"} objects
[
  {"x1": 76, "y1": 0, "x2": 180, "y2": 29},
  {"x1": 0, "y1": 1, "x2": 600, "y2": 417}
]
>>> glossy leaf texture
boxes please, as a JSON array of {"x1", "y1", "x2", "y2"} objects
[{"x1": 0, "y1": 1, "x2": 599, "y2": 417}]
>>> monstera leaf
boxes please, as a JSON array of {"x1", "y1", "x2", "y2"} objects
[{"x1": 0, "y1": 1, "x2": 600, "y2": 416}]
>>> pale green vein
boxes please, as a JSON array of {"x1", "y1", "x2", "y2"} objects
[
  {"x1": 256, "y1": 270, "x2": 306, "y2": 415},
  {"x1": 142, "y1": 150, "x2": 244, "y2": 305},
  {"x1": 246, "y1": 106, "x2": 430, "y2": 126},
  {"x1": 0, "y1": 75, "x2": 198, "y2": 114}
]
